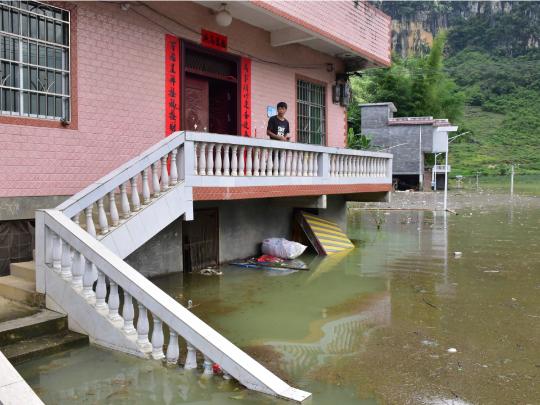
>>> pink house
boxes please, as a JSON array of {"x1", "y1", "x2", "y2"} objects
[{"x1": 0, "y1": 2, "x2": 392, "y2": 401}]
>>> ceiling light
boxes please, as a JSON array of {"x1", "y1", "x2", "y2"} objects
[{"x1": 215, "y1": 3, "x2": 232, "y2": 27}]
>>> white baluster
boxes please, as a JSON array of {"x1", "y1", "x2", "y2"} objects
[
  {"x1": 231, "y1": 145, "x2": 238, "y2": 176},
  {"x1": 85, "y1": 205, "x2": 96, "y2": 237},
  {"x1": 176, "y1": 146, "x2": 184, "y2": 181},
  {"x1": 96, "y1": 199, "x2": 108, "y2": 236},
  {"x1": 330, "y1": 155, "x2": 335, "y2": 176},
  {"x1": 279, "y1": 150, "x2": 286, "y2": 176},
  {"x1": 142, "y1": 169, "x2": 151, "y2": 204},
  {"x1": 253, "y1": 147, "x2": 260, "y2": 176},
  {"x1": 193, "y1": 144, "x2": 198, "y2": 175},
  {"x1": 82, "y1": 257, "x2": 95, "y2": 301},
  {"x1": 347, "y1": 156, "x2": 352, "y2": 177},
  {"x1": 71, "y1": 250, "x2": 83, "y2": 290},
  {"x1": 136, "y1": 302, "x2": 150, "y2": 347},
  {"x1": 223, "y1": 372, "x2": 231, "y2": 380},
  {"x1": 170, "y1": 149, "x2": 178, "y2": 185},
  {"x1": 285, "y1": 150, "x2": 292, "y2": 176},
  {"x1": 198, "y1": 143, "x2": 207, "y2": 176},
  {"x1": 246, "y1": 146, "x2": 253, "y2": 176},
  {"x1": 206, "y1": 143, "x2": 214, "y2": 176},
  {"x1": 130, "y1": 176, "x2": 140, "y2": 211},
  {"x1": 308, "y1": 152, "x2": 314, "y2": 176},
  {"x1": 291, "y1": 151, "x2": 298, "y2": 176},
  {"x1": 259, "y1": 148, "x2": 267, "y2": 176},
  {"x1": 222, "y1": 145, "x2": 230, "y2": 176},
  {"x1": 151, "y1": 317, "x2": 165, "y2": 360},
  {"x1": 72, "y1": 212, "x2": 80, "y2": 226},
  {"x1": 340, "y1": 156, "x2": 345, "y2": 177},
  {"x1": 108, "y1": 280, "x2": 121, "y2": 321},
  {"x1": 52, "y1": 232, "x2": 61, "y2": 273},
  {"x1": 303, "y1": 152, "x2": 309, "y2": 176},
  {"x1": 368, "y1": 157, "x2": 373, "y2": 176},
  {"x1": 360, "y1": 157, "x2": 365, "y2": 176},
  {"x1": 184, "y1": 342, "x2": 197, "y2": 370},
  {"x1": 160, "y1": 155, "x2": 169, "y2": 190},
  {"x1": 297, "y1": 152, "x2": 303, "y2": 176},
  {"x1": 95, "y1": 270, "x2": 107, "y2": 311},
  {"x1": 314, "y1": 153, "x2": 319, "y2": 176},
  {"x1": 266, "y1": 148, "x2": 273, "y2": 176},
  {"x1": 238, "y1": 146, "x2": 245, "y2": 176},
  {"x1": 203, "y1": 356, "x2": 213, "y2": 376},
  {"x1": 109, "y1": 192, "x2": 119, "y2": 227},
  {"x1": 60, "y1": 239, "x2": 72, "y2": 280},
  {"x1": 214, "y1": 144, "x2": 222, "y2": 176},
  {"x1": 166, "y1": 330, "x2": 179, "y2": 365},
  {"x1": 152, "y1": 162, "x2": 160, "y2": 196},
  {"x1": 273, "y1": 149, "x2": 279, "y2": 176},
  {"x1": 122, "y1": 291, "x2": 136, "y2": 334},
  {"x1": 120, "y1": 183, "x2": 130, "y2": 219}
]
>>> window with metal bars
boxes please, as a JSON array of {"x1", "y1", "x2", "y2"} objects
[
  {"x1": 296, "y1": 79, "x2": 326, "y2": 145},
  {"x1": 0, "y1": 1, "x2": 70, "y2": 121}
]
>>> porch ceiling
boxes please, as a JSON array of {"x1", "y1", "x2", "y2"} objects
[{"x1": 196, "y1": 1, "x2": 388, "y2": 70}]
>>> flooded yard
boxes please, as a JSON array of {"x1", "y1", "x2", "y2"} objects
[{"x1": 16, "y1": 192, "x2": 540, "y2": 404}]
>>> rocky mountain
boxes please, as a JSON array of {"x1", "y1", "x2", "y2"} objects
[{"x1": 371, "y1": 1, "x2": 540, "y2": 57}]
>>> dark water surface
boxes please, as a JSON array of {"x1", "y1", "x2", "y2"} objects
[{"x1": 17, "y1": 200, "x2": 540, "y2": 404}]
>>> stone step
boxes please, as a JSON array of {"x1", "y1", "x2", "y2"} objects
[
  {"x1": 0, "y1": 276, "x2": 44, "y2": 307},
  {"x1": 10, "y1": 261, "x2": 36, "y2": 283},
  {"x1": 1, "y1": 330, "x2": 88, "y2": 365},
  {"x1": 0, "y1": 310, "x2": 67, "y2": 346}
]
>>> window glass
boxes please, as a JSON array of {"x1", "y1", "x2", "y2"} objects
[
  {"x1": 296, "y1": 79, "x2": 326, "y2": 145},
  {"x1": 0, "y1": 1, "x2": 70, "y2": 119}
]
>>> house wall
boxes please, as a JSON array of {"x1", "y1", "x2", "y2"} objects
[
  {"x1": 0, "y1": 1, "x2": 349, "y2": 209},
  {"x1": 127, "y1": 195, "x2": 347, "y2": 276}
]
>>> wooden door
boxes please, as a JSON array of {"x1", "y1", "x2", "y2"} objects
[
  {"x1": 185, "y1": 75, "x2": 209, "y2": 132},
  {"x1": 182, "y1": 208, "x2": 219, "y2": 272}
]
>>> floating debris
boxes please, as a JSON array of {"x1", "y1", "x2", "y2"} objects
[
  {"x1": 454, "y1": 252, "x2": 463, "y2": 258},
  {"x1": 447, "y1": 348, "x2": 458, "y2": 353}
]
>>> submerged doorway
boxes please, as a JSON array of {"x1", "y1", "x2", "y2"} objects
[
  {"x1": 183, "y1": 43, "x2": 239, "y2": 135},
  {"x1": 182, "y1": 208, "x2": 219, "y2": 272}
]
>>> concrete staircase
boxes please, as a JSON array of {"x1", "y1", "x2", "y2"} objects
[
  {"x1": 0, "y1": 262, "x2": 44, "y2": 307},
  {"x1": 0, "y1": 308, "x2": 88, "y2": 365}
]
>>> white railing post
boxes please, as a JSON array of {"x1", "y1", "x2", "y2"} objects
[
  {"x1": 279, "y1": 150, "x2": 286, "y2": 176},
  {"x1": 109, "y1": 192, "x2": 119, "y2": 227},
  {"x1": 308, "y1": 152, "x2": 314, "y2": 176},
  {"x1": 231, "y1": 145, "x2": 238, "y2": 176},
  {"x1": 141, "y1": 169, "x2": 151, "y2": 205},
  {"x1": 136, "y1": 302, "x2": 151, "y2": 348},
  {"x1": 206, "y1": 143, "x2": 215, "y2": 176},
  {"x1": 177, "y1": 146, "x2": 185, "y2": 181},
  {"x1": 246, "y1": 146, "x2": 253, "y2": 176},
  {"x1": 160, "y1": 156, "x2": 169, "y2": 190},
  {"x1": 253, "y1": 147, "x2": 260, "y2": 176},
  {"x1": 85, "y1": 205, "x2": 96, "y2": 237},
  {"x1": 152, "y1": 162, "x2": 160, "y2": 196},
  {"x1": 60, "y1": 239, "x2": 72, "y2": 280},
  {"x1": 82, "y1": 256, "x2": 95, "y2": 301},
  {"x1": 222, "y1": 144, "x2": 230, "y2": 176},
  {"x1": 97, "y1": 198, "x2": 109, "y2": 234},
  {"x1": 273, "y1": 149, "x2": 280, "y2": 176},
  {"x1": 203, "y1": 356, "x2": 213, "y2": 376},
  {"x1": 120, "y1": 183, "x2": 131, "y2": 219},
  {"x1": 291, "y1": 151, "x2": 298, "y2": 176},
  {"x1": 260, "y1": 148, "x2": 268, "y2": 176},
  {"x1": 151, "y1": 317, "x2": 165, "y2": 360},
  {"x1": 184, "y1": 342, "x2": 198, "y2": 370},
  {"x1": 285, "y1": 150, "x2": 292, "y2": 176},
  {"x1": 267, "y1": 148, "x2": 273, "y2": 176},
  {"x1": 214, "y1": 144, "x2": 222, "y2": 176},
  {"x1": 313, "y1": 153, "x2": 319, "y2": 176},
  {"x1": 52, "y1": 232, "x2": 61, "y2": 273},
  {"x1": 71, "y1": 249, "x2": 83, "y2": 290},
  {"x1": 297, "y1": 152, "x2": 303, "y2": 176},
  {"x1": 238, "y1": 146, "x2": 245, "y2": 176},
  {"x1": 130, "y1": 176, "x2": 141, "y2": 211},
  {"x1": 122, "y1": 291, "x2": 136, "y2": 335},
  {"x1": 108, "y1": 280, "x2": 121, "y2": 321},
  {"x1": 95, "y1": 270, "x2": 107, "y2": 311},
  {"x1": 166, "y1": 330, "x2": 180, "y2": 365},
  {"x1": 170, "y1": 149, "x2": 178, "y2": 185},
  {"x1": 319, "y1": 153, "x2": 330, "y2": 178},
  {"x1": 198, "y1": 143, "x2": 207, "y2": 176}
]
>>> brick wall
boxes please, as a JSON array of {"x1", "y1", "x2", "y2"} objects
[{"x1": 0, "y1": 1, "x2": 377, "y2": 198}]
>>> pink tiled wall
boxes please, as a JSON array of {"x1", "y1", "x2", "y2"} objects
[{"x1": 0, "y1": 1, "x2": 382, "y2": 198}]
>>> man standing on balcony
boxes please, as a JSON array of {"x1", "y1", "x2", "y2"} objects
[{"x1": 267, "y1": 102, "x2": 291, "y2": 141}]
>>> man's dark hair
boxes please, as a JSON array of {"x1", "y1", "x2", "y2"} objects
[{"x1": 277, "y1": 101, "x2": 287, "y2": 110}]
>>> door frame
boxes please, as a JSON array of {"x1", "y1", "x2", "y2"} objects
[
  {"x1": 181, "y1": 40, "x2": 241, "y2": 135},
  {"x1": 182, "y1": 207, "x2": 220, "y2": 272}
]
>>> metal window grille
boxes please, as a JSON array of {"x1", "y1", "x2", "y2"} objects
[
  {"x1": 0, "y1": 1, "x2": 70, "y2": 120},
  {"x1": 296, "y1": 79, "x2": 326, "y2": 145}
]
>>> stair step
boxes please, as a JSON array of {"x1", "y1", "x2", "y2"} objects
[
  {"x1": 0, "y1": 276, "x2": 44, "y2": 307},
  {"x1": 0, "y1": 310, "x2": 67, "y2": 346},
  {"x1": 1, "y1": 330, "x2": 88, "y2": 365},
  {"x1": 10, "y1": 261, "x2": 36, "y2": 282}
]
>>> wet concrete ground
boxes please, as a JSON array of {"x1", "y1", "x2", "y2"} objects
[{"x1": 15, "y1": 192, "x2": 540, "y2": 404}]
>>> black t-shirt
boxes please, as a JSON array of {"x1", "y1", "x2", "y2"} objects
[{"x1": 267, "y1": 116, "x2": 290, "y2": 137}]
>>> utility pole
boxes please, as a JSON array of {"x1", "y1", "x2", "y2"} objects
[
  {"x1": 510, "y1": 164, "x2": 515, "y2": 198},
  {"x1": 418, "y1": 126, "x2": 423, "y2": 191}
]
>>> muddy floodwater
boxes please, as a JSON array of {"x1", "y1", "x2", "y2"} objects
[{"x1": 16, "y1": 193, "x2": 540, "y2": 404}]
